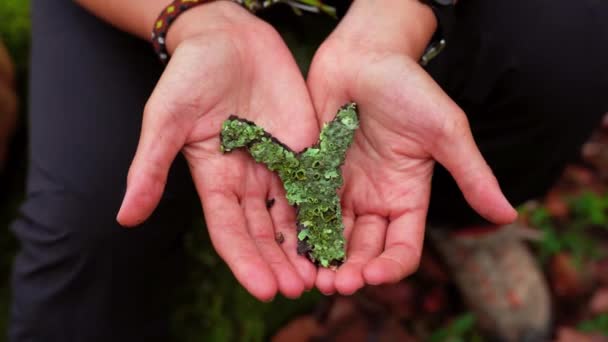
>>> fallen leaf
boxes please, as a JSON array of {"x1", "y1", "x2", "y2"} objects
[
  {"x1": 422, "y1": 286, "x2": 446, "y2": 314},
  {"x1": 594, "y1": 259, "x2": 608, "y2": 286},
  {"x1": 550, "y1": 253, "x2": 592, "y2": 299},
  {"x1": 563, "y1": 166, "x2": 596, "y2": 187},
  {"x1": 555, "y1": 327, "x2": 594, "y2": 342},
  {"x1": 272, "y1": 316, "x2": 325, "y2": 342},
  {"x1": 545, "y1": 190, "x2": 570, "y2": 219},
  {"x1": 363, "y1": 282, "x2": 417, "y2": 319},
  {"x1": 590, "y1": 288, "x2": 608, "y2": 314},
  {"x1": 378, "y1": 318, "x2": 418, "y2": 342},
  {"x1": 419, "y1": 251, "x2": 450, "y2": 283},
  {"x1": 331, "y1": 314, "x2": 369, "y2": 342},
  {"x1": 327, "y1": 297, "x2": 357, "y2": 324}
]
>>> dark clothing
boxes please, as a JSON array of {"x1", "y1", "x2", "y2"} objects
[
  {"x1": 10, "y1": 2, "x2": 196, "y2": 341},
  {"x1": 10, "y1": 0, "x2": 608, "y2": 341},
  {"x1": 426, "y1": 0, "x2": 608, "y2": 225}
]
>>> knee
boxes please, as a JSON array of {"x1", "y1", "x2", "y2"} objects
[
  {"x1": 13, "y1": 191, "x2": 120, "y2": 254},
  {"x1": 9, "y1": 190, "x2": 191, "y2": 341}
]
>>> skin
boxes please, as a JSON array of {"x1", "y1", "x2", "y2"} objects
[
  {"x1": 77, "y1": 0, "x2": 321, "y2": 301},
  {"x1": 307, "y1": 0, "x2": 517, "y2": 295},
  {"x1": 74, "y1": 0, "x2": 517, "y2": 300},
  {"x1": 220, "y1": 104, "x2": 359, "y2": 267}
]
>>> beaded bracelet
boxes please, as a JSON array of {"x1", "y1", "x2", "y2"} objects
[
  {"x1": 152, "y1": 0, "x2": 213, "y2": 64},
  {"x1": 152, "y1": 0, "x2": 337, "y2": 64}
]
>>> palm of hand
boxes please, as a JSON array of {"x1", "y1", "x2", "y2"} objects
[
  {"x1": 118, "y1": 22, "x2": 320, "y2": 301},
  {"x1": 220, "y1": 104, "x2": 359, "y2": 268},
  {"x1": 308, "y1": 45, "x2": 517, "y2": 295}
]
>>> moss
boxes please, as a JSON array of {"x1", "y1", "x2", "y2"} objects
[{"x1": 220, "y1": 103, "x2": 359, "y2": 267}]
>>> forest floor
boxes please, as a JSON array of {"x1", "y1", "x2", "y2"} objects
[
  {"x1": 2, "y1": 112, "x2": 608, "y2": 342},
  {"x1": 272, "y1": 117, "x2": 608, "y2": 342}
]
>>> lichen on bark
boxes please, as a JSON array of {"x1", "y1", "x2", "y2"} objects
[{"x1": 220, "y1": 103, "x2": 359, "y2": 267}]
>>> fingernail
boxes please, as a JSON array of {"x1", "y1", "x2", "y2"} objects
[{"x1": 262, "y1": 296, "x2": 275, "y2": 303}]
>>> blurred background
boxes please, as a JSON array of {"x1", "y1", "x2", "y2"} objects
[{"x1": 1, "y1": 1, "x2": 607, "y2": 341}]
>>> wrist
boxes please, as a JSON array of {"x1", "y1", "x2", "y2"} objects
[
  {"x1": 164, "y1": 0, "x2": 255, "y2": 54},
  {"x1": 340, "y1": 0, "x2": 437, "y2": 59}
]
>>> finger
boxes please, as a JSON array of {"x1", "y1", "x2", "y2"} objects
[
  {"x1": 116, "y1": 40, "x2": 232, "y2": 227},
  {"x1": 306, "y1": 63, "x2": 350, "y2": 125},
  {"x1": 315, "y1": 268, "x2": 337, "y2": 295},
  {"x1": 244, "y1": 194, "x2": 306, "y2": 299},
  {"x1": 200, "y1": 189, "x2": 279, "y2": 301},
  {"x1": 432, "y1": 115, "x2": 518, "y2": 225},
  {"x1": 268, "y1": 177, "x2": 317, "y2": 290},
  {"x1": 341, "y1": 206, "x2": 356, "y2": 247},
  {"x1": 335, "y1": 214, "x2": 387, "y2": 295},
  {"x1": 116, "y1": 102, "x2": 186, "y2": 227},
  {"x1": 363, "y1": 211, "x2": 425, "y2": 285},
  {"x1": 313, "y1": 201, "x2": 354, "y2": 295},
  {"x1": 314, "y1": 209, "x2": 354, "y2": 295}
]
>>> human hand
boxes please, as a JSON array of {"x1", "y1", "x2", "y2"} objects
[
  {"x1": 307, "y1": 0, "x2": 517, "y2": 295},
  {"x1": 117, "y1": 2, "x2": 320, "y2": 301}
]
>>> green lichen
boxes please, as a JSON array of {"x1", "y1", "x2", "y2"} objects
[{"x1": 220, "y1": 103, "x2": 359, "y2": 267}]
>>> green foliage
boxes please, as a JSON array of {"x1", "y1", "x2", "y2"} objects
[
  {"x1": 568, "y1": 191, "x2": 608, "y2": 227},
  {"x1": 428, "y1": 313, "x2": 483, "y2": 342},
  {"x1": 526, "y1": 191, "x2": 607, "y2": 265},
  {"x1": 172, "y1": 220, "x2": 321, "y2": 342},
  {"x1": 577, "y1": 314, "x2": 608, "y2": 336},
  {"x1": 0, "y1": 0, "x2": 31, "y2": 70},
  {"x1": 220, "y1": 103, "x2": 359, "y2": 267},
  {"x1": 527, "y1": 207, "x2": 563, "y2": 261}
]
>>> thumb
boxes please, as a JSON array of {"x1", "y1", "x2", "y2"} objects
[
  {"x1": 117, "y1": 103, "x2": 187, "y2": 227},
  {"x1": 432, "y1": 114, "x2": 518, "y2": 225}
]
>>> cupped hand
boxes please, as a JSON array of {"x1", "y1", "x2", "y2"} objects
[
  {"x1": 117, "y1": 2, "x2": 320, "y2": 301},
  {"x1": 307, "y1": 0, "x2": 518, "y2": 295}
]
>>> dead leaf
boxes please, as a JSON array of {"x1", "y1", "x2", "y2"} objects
[
  {"x1": 590, "y1": 288, "x2": 608, "y2": 314},
  {"x1": 272, "y1": 316, "x2": 325, "y2": 342},
  {"x1": 363, "y1": 282, "x2": 417, "y2": 319},
  {"x1": 550, "y1": 253, "x2": 591, "y2": 299},
  {"x1": 420, "y1": 251, "x2": 450, "y2": 283},
  {"x1": 563, "y1": 166, "x2": 596, "y2": 187},
  {"x1": 327, "y1": 297, "x2": 357, "y2": 324},
  {"x1": 555, "y1": 327, "x2": 593, "y2": 342},
  {"x1": 422, "y1": 286, "x2": 446, "y2": 314},
  {"x1": 593, "y1": 259, "x2": 608, "y2": 286},
  {"x1": 545, "y1": 190, "x2": 570, "y2": 219}
]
